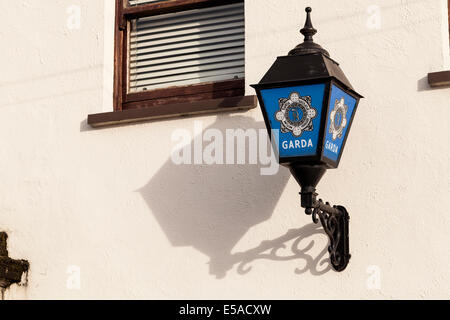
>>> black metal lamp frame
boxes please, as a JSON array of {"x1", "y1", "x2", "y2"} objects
[{"x1": 252, "y1": 7, "x2": 363, "y2": 272}]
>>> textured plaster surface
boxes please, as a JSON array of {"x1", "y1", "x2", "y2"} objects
[{"x1": 0, "y1": 0, "x2": 449, "y2": 299}]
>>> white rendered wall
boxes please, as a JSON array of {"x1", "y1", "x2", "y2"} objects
[{"x1": 0, "y1": 0, "x2": 449, "y2": 299}]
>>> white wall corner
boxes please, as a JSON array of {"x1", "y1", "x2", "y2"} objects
[
  {"x1": 441, "y1": 0, "x2": 450, "y2": 68},
  {"x1": 102, "y1": 0, "x2": 115, "y2": 112}
]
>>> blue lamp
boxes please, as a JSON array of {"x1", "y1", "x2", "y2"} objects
[{"x1": 251, "y1": 7, "x2": 363, "y2": 271}]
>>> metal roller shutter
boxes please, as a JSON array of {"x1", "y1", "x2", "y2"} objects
[{"x1": 128, "y1": 2, "x2": 245, "y2": 92}]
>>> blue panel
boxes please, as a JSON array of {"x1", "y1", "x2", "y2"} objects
[
  {"x1": 260, "y1": 84, "x2": 326, "y2": 158},
  {"x1": 323, "y1": 84, "x2": 357, "y2": 162}
]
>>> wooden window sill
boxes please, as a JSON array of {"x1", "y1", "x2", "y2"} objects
[
  {"x1": 87, "y1": 95, "x2": 257, "y2": 128},
  {"x1": 428, "y1": 71, "x2": 450, "y2": 87}
]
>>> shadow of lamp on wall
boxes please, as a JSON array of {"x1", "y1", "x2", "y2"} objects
[
  {"x1": 232, "y1": 223, "x2": 331, "y2": 276},
  {"x1": 140, "y1": 115, "x2": 332, "y2": 278},
  {"x1": 251, "y1": 7, "x2": 363, "y2": 271}
]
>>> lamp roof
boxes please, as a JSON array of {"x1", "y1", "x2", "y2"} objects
[{"x1": 251, "y1": 7, "x2": 363, "y2": 99}]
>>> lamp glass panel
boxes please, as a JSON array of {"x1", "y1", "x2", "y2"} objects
[
  {"x1": 260, "y1": 83, "x2": 326, "y2": 158},
  {"x1": 323, "y1": 84, "x2": 357, "y2": 162}
]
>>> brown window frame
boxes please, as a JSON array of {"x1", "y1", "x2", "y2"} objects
[
  {"x1": 114, "y1": 0, "x2": 248, "y2": 112},
  {"x1": 427, "y1": 1, "x2": 450, "y2": 88}
]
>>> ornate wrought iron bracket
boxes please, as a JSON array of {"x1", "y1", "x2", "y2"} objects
[{"x1": 300, "y1": 188, "x2": 350, "y2": 271}]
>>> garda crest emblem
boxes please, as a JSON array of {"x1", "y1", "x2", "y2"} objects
[
  {"x1": 329, "y1": 97, "x2": 348, "y2": 141},
  {"x1": 275, "y1": 92, "x2": 317, "y2": 137}
]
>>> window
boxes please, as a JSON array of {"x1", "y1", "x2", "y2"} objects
[
  {"x1": 118, "y1": 0, "x2": 246, "y2": 109},
  {"x1": 427, "y1": 1, "x2": 450, "y2": 88},
  {"x1": 87, "y1": 0, "x2": 256, "y2": 127},
  {"x1": 128, "y1": 2, "x2": 245, "y2": 94}
]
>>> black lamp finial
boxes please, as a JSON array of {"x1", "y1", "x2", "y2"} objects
[
  {"x1": 288, "y1": 7, "x2": 330, "y2": 57},
  {"x1": 300, "y1": 7, "x2": 317, "y2": 42}
]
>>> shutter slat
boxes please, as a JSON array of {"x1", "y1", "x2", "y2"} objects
[
  {"x1": 131, "y1": 46, "x2": 244, "y2": 68},
  {"x1": 131, "y1": 53, "x2": 245, "y2": 75},
  {"x1": 130, "y1": 41, "x2": 244, "y2": 63},
  {"x1": 131, "y1": 60, "x2": 245, "y2": 81},
  {"x1": 131, "y1": 66, "x2": 244, "y2": 85},
  {"x1": 131, "y1": 33, "x2": 244, "y2": 55},
  {"x1": 132, "y1": 16, "x2": 244, "y2": 39},
  {"x1": 129, "y1": 2, "x2": 245, "y2": 93},
  {"x1": 132, "y1": 72, "x2": 245, "y2": 91},
  {"x1": 129, "y1": 0, "x2": 168, "y2": 6},
  {"x1": 131, "y1": 22, "x2": 245, "y2": 47},
  {"x1": 135, "y1": 3, "x2": 243, "y2": 29}
]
